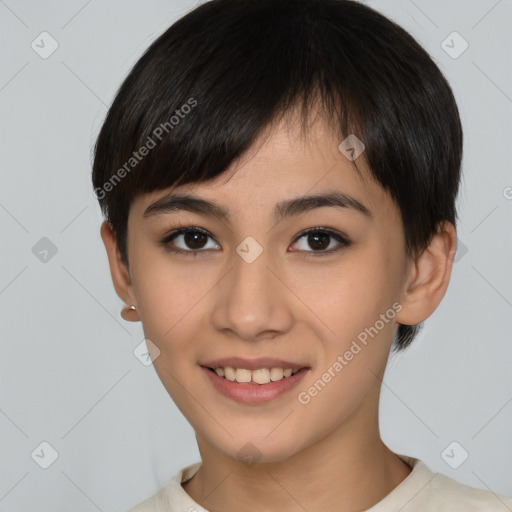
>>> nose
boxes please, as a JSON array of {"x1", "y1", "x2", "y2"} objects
[{"x1": 210, "y1": 242, "x2": 293, "y2": 342}]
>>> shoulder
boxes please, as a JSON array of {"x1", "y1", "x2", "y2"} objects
[
  {"x1": 125, "y1": 462, "x2": 203, "y2": 512},
  {"x1": 421, "y1": 470, "x2": 512, "y2": 511},
  {"x1": 377, "y1": 454, "x2": 512, "y2": 512}
]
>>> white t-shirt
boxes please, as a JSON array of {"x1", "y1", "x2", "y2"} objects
[{"x1": 127, "y1": 453, "x2": 512, "y2": 511}]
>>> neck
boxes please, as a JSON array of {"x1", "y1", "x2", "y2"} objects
[{"x1": 182, "y1": 386, "x2": 412, "y2": 511}]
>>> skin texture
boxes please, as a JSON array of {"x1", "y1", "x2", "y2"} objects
[{"x1": 101, "y1": 113, "x2": 457, "y2": 511}]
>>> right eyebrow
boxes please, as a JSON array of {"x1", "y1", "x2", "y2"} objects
[{"x1": 143, "y1": 195, "x2": 231, "y2": 221}]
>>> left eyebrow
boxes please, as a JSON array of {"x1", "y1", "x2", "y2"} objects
[
  {"x1": 143, "y1": 191, "x2": 372, "y2": 223},
  {"x1": 274, "y1": 191, "x2": 372, "y2": 223}
]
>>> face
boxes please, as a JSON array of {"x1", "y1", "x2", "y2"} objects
[{"x1": 122, "y1": 116, "x2": 412, "y2": 464}]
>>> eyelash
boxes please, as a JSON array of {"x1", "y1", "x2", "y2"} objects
[{"x1": 159, "y1": 226, "x2": 351, "y2": 258}]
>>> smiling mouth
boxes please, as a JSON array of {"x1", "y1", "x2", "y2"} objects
[{"x1": 204, "y1": 366, "x2": 307, "y2": 385}]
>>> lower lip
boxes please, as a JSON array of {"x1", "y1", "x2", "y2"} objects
[{"x1": 202, "y1": 366, "x2": 309, "y2": 404}]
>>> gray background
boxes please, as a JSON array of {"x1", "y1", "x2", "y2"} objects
[{"x1": 1, "y1": 0, "x2": 511, "y2": 510}]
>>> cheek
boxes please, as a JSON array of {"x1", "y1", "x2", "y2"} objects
[
  {"x1": 130, "y1": 255, "x2": 208, "y2": 415},
  {"x1": 291, "y1": 259, "x2": 397, "y2": 432},
  {"x1": 130, "y1": 249, "x2": 207, "y2": 353},
  {"x1": 289, "y1": 250, "x2": 398, "y2": 344}
]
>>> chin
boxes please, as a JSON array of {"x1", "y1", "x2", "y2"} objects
[{"x1": 211, "y1": 431, "x2": 309, "y2": 466}]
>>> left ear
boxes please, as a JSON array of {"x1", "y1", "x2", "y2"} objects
[{"x1": 395, "y1": 221, "x2": 457, "y2": 326}]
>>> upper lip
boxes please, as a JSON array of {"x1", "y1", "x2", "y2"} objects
[{"x1": 201, "y1": 357, "x2": 309, "y2": 371}]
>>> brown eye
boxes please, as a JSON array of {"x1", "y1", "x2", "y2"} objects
[
  {"x1": 290, "y1": 228, "x2": 351, "y2": 256},
  {"x1": 161, "y1": 227, "x2": 220, "y2": 256},
  {"x1": 182, "y1": 231, "x2": 208, "y2": 249},
  {"x1": 306, "y1": 232, "x2": 330, "y2": 250}
]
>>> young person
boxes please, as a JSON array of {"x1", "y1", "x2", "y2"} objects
[{"x1": 92, "y1": 0, "x2": 512, "y2": 510}]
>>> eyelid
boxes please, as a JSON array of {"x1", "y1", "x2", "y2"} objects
[
  {"x1": 291, "y1": 226, "x2": 349, "y2": 244},
  {"x1": 159, "y1": 225, "x2": 351, "y2": 256},
  {"x1": 289, "y1": 226, "x2": 351, "y2": 257},
  {"x1": 160, "y1": 226, "x2": 219, "y2": 256}
]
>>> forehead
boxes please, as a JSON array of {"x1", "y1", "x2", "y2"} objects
[{"x1": 131, "y1": 116, "x2": 397, "y2": 225}]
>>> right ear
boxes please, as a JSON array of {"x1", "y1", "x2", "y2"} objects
[{"x1": 100, "y1": 221, "x2": 139, "y2": 322}]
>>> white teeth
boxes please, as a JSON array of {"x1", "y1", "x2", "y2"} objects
[
  {"x1": 270, "y1": 367, "x2": 284, "y2": 381},
  {"x1": 252, "y1": 368, "x2": 270, "y2": 384},
  {"x1": 224, "y1": 367, "x2": 236, "y2": 381},
  {"x1": 212, "y1": 366, "x2": 301, "y2": 384},
  {"x1": 235, "y1": 368, "x2": 252, "y2": 383}
]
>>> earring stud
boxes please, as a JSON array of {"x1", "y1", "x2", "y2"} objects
[{"x1": 121, "y1": 304, "x2": 138, "y2": 321}]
